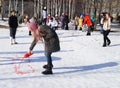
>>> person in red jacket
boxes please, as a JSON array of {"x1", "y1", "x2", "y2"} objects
[{"x1": 82, "y1": 13, "x2": 93, "y2": 35}]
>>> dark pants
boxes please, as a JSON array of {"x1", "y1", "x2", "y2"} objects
[
  {"x1": 65, "y1": 23, "x2": 69, "y2": 30},
  {"x1": 75, "y1": 25, "x2": 78, "y2": 30},
  {"x1": 10, "y1": 27, "x2": 17, "y2": 39},
  {"x1": 42, "y1": 18, "x2": 47, "y2": 25},
  {"x1": 29, "y1": 30, "x2": 31, "y2": 35},
  {"x1": 45, "y1": 52, "x2": 53, "y2": 67},
  {"x1": 86, "y1": 27, "x2": 91, "y2": 35},
  {"x1": 103, "y1": 30, "x2": 110, "y2": 45},
  {"x1": 61, "y1": 22, "x2": 65, "y2": 29},
  {"x1": 52, "y1": 26, "x2": 58, "y2": 30}
]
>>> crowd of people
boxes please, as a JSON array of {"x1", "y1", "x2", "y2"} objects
[
  {"x1": 74, "y1": 12, "x2": 111, "y2": 47},
  {"x1": 8, "y1": 10, "x2": 61, "y2": 75},
  {"x1": 74, "y1": 13, "x2": 96, "y2": 35},
  {"x1": 8, "y1": 8, "x2": 113, "y2": 74}
]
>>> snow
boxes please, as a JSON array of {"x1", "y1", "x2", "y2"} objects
[{"x1": 0, "y1": 20, "x2": 120, "y2": 88}]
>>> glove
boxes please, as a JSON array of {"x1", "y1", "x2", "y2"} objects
[{"x1": 23, "y1": 52, "x2": 34, "y2": 58}]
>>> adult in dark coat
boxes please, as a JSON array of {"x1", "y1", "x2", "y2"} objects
[
  {"x1": 64, "y1": 14, "x2": 69, "y2": 30},
  {"x1": 28, "y1": 25, "x2": 60, "y2": 74},
  {"x1": 8, "y1": 11, "x2": 18, "y2": 44}
]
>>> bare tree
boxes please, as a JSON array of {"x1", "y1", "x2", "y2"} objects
[{"x1": 1, "y1": 0, "x2": 120, "y2": 21}]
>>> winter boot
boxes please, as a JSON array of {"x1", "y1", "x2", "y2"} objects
[
  {"x1": 43, "y1": 64, "x2": 53, "y2": 69},
  {"x1": 29, "y1": 31, "x2": 32, "y2": 36},
  {"x1": 102, "y1": 43, "x2": 106, "y2": 47},
  {"x1": 107, "y1": 41, "x2": 111, "y2": 46},
  {"x1": 86, "y1": 32, "x2": 91, "y2": 36},
  {"x1": 42, "y1": 66, "x2": 53, "y2": 75}
]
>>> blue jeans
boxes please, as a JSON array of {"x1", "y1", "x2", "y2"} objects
[{"x1": 45, "y1": 52, "x2": 53, "y2": 67}]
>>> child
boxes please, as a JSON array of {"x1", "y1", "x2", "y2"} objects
[{"x1": 25, "y1": 24, "x2": 60, "y2": 75}]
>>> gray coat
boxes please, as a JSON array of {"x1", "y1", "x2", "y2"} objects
[
  {"x1": 29, "y1": 25, "x2": 60, "y2": 53},
  {"x1": 39, "y1": 25, "x2": 60, "y2": 53}
]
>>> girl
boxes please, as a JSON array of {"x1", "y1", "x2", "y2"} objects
[
  {"x1": 25, "y1": 24, "x2": 60, "y2": 75},
  {"x1": 102, "y1": 13, "x2": 111, "y2": 47},
  {"x1": 24, "y1": 17, "x2": 40, "y2": 57}
]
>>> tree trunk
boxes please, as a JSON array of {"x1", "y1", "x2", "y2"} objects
[
  {"x1": 71, "y1": 0, "x2": 75, "y2": 19},
  {"x1": 34, "y1": 0, "x2": 37, "y2": 17},
  {"x1": 21, "y1": 0, "x2": 24, "y2": 16},
  {"x1": 8, "y1": 0, "x2": 12, "y2": 17}
]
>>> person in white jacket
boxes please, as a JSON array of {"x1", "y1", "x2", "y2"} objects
[
  {"x1": 47, "y1": 17, "x2": 58, "y2": 30},
  {"x1": 101, "y1": 12, "x2": 111, "y2": 47}
]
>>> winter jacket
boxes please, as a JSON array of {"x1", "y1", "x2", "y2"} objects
[
  {"x1": 64, "y1": 15, "x2": 69, "y2": 24},
  {"x1": 60, "y1": 15, "x2": 65, "y2": 23},
  {"x1": 78, "y1": 17, "x2": 83, "y2": 27},
  {"x1": 47, "y1": 19, "x2": 58, "y2": 28},
  {"x1": 83, "y1": 15, "x2": 93, "y2": 27},
  {"x1": 103, "y1": 18, "x2": 111, "y2": 31},
  {"x1": 30, "y1": 25, "x2": 60, "y2": 53},
  {"x1": 39, "y1": 25, "x2": 60, "y2": 52},
  {"x1": 74, "y1": 16, "x2": 79, "y2": 25},
  {"x1": 9, "y1": 15, "x2": 18, "y2": 28},
  {"x1": 42, "y1": 10, "x2": 47, "y2": 19},
  {"x1": 90, "y1": 13, "x2": 96, "y2": 23}
]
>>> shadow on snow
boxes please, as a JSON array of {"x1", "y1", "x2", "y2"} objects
[
  {"x1": 0, "y1": 56, "x2": 61, "y2": 65},
  {"x1": 0, "y1": 62, "x2": 118, "y2": 81},
  {"x1": 54, "y1": 62, "x2": 118, "y2": 74}
]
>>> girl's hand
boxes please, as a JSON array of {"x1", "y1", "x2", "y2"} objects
[{"x1": 23, "y1": 51, "x2": 34, "y2": 58}]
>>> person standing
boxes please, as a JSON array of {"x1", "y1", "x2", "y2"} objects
[
  {"x1": 78, "y1": 15, "x2": 83, "y2": 30},
  {"x1": 90, "y1": 13, "x2": 96, "y2": 31},
  {"x1": 46, "y1": 14, "x2": 51, "y2": 25},
  {"x1": 102, "y1": 12, "x2": 111, "y2": 47},
  {"x1": 60, "y1": 13, "x2": 65, "y2": 29},
  {"x1": 42, "y1": 7, "x2": 47, "y2": 25},
  {"x1": 47, "y1": 17, "x2": 58, "y2": 30},
  {"x1": 74, "y1": 15, "x2": 79, "y2": 30},
  {"x1": 64, "y1": 14, "x2": 69, "y2": 30},
  {"x1": 8, "y1": 11, "x2": 18, "y2": 45},
  {"x1": 17, "y1": 14, "x2": 22, "y2": 24},
  {"x1": 28, "y1": 17, "x2": 38, "y2": 37},
  {"x1": 24, "y1": 15, "x2": 31, "y2": 36}
]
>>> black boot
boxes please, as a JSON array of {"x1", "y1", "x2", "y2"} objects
[
  {"x1": 86, "y1": 33, "x2": 91, "y2": 36},
  {"x1": 107, "y1": 41, "x2": 111, "y2": 46},
  {"x1": 29, "y1": 31, "x2": 32, "y2": 36},
  {"x1": 42, "y1": 69, "x2": 53, "y2": 75},
  {"x1": 102, "y1": 43, "x2": 106, "y2": 47},
  {"x1": 42, "y1": 67, "x2": 53, "y2": 75},
  {"x1": 86, "y1": 28, "x2": 91, "y2": 35},
  {"x1": 43, "y1": 64, "x2": 53, "y2": 69}
]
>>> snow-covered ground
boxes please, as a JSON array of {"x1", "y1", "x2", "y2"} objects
[{"x1": 0, "y1": 20, "x2": 120, "y2": 88}]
